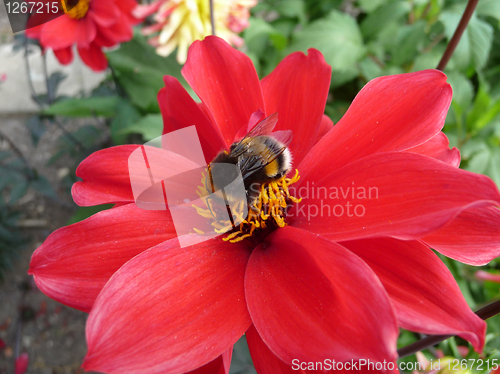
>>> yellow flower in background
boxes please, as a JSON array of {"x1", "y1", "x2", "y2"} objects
[{"x1": 135, "y1": 0, "x2": 257, "y2": 63}]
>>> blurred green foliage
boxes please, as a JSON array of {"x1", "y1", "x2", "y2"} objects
[
  {"x1": 0, "y1": 130, "x2": 58, "y2": 280},
  {"x1": 11, "y1": 0, "x2": 500, "y2": 370}
]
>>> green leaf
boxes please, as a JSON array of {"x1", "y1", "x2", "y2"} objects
[
  {"x1": 304, "y1": 0, "x2": 343, "y2": 21},
  {"x1": 116, "y1": 114, "x2": 164, "y2": 142},
  {"x1": 106, "y1": 32, "x2": 189, "y2": 112},
  {"x1": 461, "y1": 138, "x2": 488, "y2": 160},
  {"x1": 0, "y1": 151, "x2": 11, "y2": 162},
  {"x1": 272, "y1": 18, "x2": 298, "y2": 39},
  {"x1": 440, "y1": 10, "x2": 494, "y2": 70},
  {"x1": 110, "y1": 99, "x2": 142, "y2": 144},
  {"x1": 463, "y1": 141, "x2": 500, "y2": 186},
  {"x1": 44, "y1": 96, "x2": 118, "y2": 117},
  {"x1": 46, "y1": 72, "x2": 67, "y2": 99},
  {"x1": 25, "y1": 115, "x2": 47, "y2": 146},
  {"x1": 287, "y1": 10, "x2": 365, "y2": 75},
  {"x1": 244, "y1": 17, "x2": 288, "y2": 55},
  {"x1": 9, "y1": 176, "x2": 29, "y2": 204},
  {"x1": 466, "y1": 86, "x2": 491, "y2": 130},
  {"x1": 0, "y1": 169, "x2": 15, "y2": 192},
  {"x1": 446, "y1": 71, "x2": 474, "y2": 108},
  {"x1": 477, "y1": 0, "x2": 500, "y2": 22},
  {"x1": 275, "y1": 0, "x2": 306, "y2": 24},
  {"x1": 415, "y1": 0, "x2": 442, "y2": 20},
  {"x1": 67, "y1": 205, "x2": 113, "y2": 225},
  {"x1": 357, "y1": 0, "x2": 388, "y2": 13},
  {"x1": 474, "y1": 98, "x2": 500, "y2": 132},
  {"x1": 390, "y1": 20, "x2": 427, "y2": 66},
  {"x1": 30, "y1": 175, "x2": 58, "y2": 199},
  {"x1": 464, "y1": 145, "x2": 489, "y2": 174},
  {"x1": 360, "y1": 1, "x2": 411, "y2": 41},
  {"x1": 366, "y1": 40, "x2": 385, "y2": 62},
  {"x1": 49, "y1": 125, "x2": 104, "y2": 164},
  {"x1": 468, "y1": 17, "x2": 494, "y2": 70},
  {"x1": 72, "y1": 125, "x2": 104, "y2": 149},
  {"x1": 490, "y1": 147, "x2": 500, "y2": 185},
  {"x1": 358, "y1": 56, "x2": 383, "y2": 81},
  {"x1": 412, "y1": 46, "x2": 446, "y2": 71}
]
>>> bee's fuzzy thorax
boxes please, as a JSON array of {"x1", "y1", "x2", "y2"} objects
[{"x1": 281, "y1": 148, "x2": 292, "y2": 175}]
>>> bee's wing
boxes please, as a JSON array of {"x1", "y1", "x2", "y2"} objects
[
  {"x1": 239, "y1": 131, "x2": 293, "y2": 180},
  {"x1": 230, "y1": 113, "x2": 279, "y2": 157},
  {"x1": 245, "y1": 112, "x2": 279, "y2": 137},
  {"x1": 269, "y1": 130, "x2": 293, "y2": 149}
]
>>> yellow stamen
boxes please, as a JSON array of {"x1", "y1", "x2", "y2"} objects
[
  {"x1": 192, "y1": 205, "x2": 214, "y2": 219},
  {"x1": 194, "y1": 169, "x2": 302, "y2": 243},
  {"x1": 61, "y1": 0, "x2": 90, "y2": 20},
  {"x1": 261, "y1": 184, "x2": 269, "y2": 204}
]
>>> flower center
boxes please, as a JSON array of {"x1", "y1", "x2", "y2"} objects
[
  {"x1": 61, "y1": 0, "x2": 90, "y2": 19},
  {"x1": 194, "y1": 170, "x2": 301, "y2": 243}
]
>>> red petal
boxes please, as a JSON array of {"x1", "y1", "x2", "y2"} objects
[
  {"x1": 315, "y1": 114, "x2": 334, "y2": 144},
  {"x1": 53, "y1": 46, "x2": 73, "y2": 65},
  {"x1": 292, "y1": 152, "x2": 500, "y2": 241},
  {"x1": 89, "y1": 0, "x2": 120, "y2": 27},
  {"x1": 93, "y1": 28, "x2": 116, "y2": 48},
  {"x1": 75, "y1": 16, "x2": 97, "y2": 48},
  {"x1": 182, "y1": 36, "x2": 265, "y2": 145},
  {"x1": 40, "y1": 15, "x2": 96, "y2": 49},
  {"x1": 29, "y1": 204, "x2": 175, "y2": 312},
  {"x1": 25, "y1": 22, "x2": 43, "y2": 39},
  {"x1": 77, "y1": 42, "x2": 108, "y2": 71},
  {"x1": 159, "y1": 76, "x2": 227, "y2": 163},
  {"x1": 95, "y1": 12, "x2": 133, "y2": 45},
  {"x1": 341, "y1": 237, "x2": 486, "y2": 352},
  {"x1": 261, "y1": 49, "x2": 331, "y2": 166},
  {"x1": 26, "y1": 4, "x2": 62, "y2": 36},
  {"x1": 300, "y1": 70, "x2": 452, "y2": 179},
  {"x1": 245, "y1": 227, "x2": 398, "y2": 366},
  {"x1": 39, "y1": 16, "x2": 79, "y2": 49},
  {"x1": 83, "y1": 237, "x2": 253, "y2": 374},
  {"x1": 186, "y1": 348, "x2": 232, "y2": 374},
  {"x1": 116, "y1": 0, "x2": 143, "y2": 25},
  {"x1": 422, "y1": 206, "x2": 500, "y2": 265},
  {"x1": 407, "y1": 132, "x2": 460, "y2": 167},
  {"x1": 246, "y1": 324, "x2": 306, "y2": 374},
  {"x1": 72, "y1": 145, "x2": 138, "y2": 206},
  {"x1": 73, "y1": 145, "x2": 202, "y2": 206}
]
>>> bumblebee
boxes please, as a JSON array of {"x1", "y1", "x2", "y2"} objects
[{"x1": 208, "y1": 113, "x2": 293, "y2": 205}]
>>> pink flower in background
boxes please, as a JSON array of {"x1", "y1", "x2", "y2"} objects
[
  {"x1": 15, "y1": 353, "x2": 29, "y2": 374},
  {"x1": 25, "y1": 0, "x2": 141, "y2": 71},
  {"x1": 135, "y1": 0, "x2": 257, "y2": 63},
  {"x1": 476, "y1": 270, "x2": 500, "y2": 284},
  {"x1": 0, "y1": 73, "x2": 7, "y2": 82}
]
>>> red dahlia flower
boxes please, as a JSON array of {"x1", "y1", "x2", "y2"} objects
[
  {"x1": 25, "y1": 0, "x2": 141, "y2": 71},
  {"x1": 30, "y1": 36, "x2": 500, "y2": 373}
]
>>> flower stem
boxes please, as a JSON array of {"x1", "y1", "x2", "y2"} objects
[
  {"x1": 436, "y1": 0, "x2": 479, "y2": 71},
  {"x1": 24, "y1": 36, "x2": 44, "y2": 107},
  {"x1": 397, "y1": 300, "x2": 500, "y2": 358},
  {"x1": 209, "y1": 0, "x2": 216, "y2": 36},
  {"x1": 23, "y1": 37, "x2": 85, "y2": 150}
]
